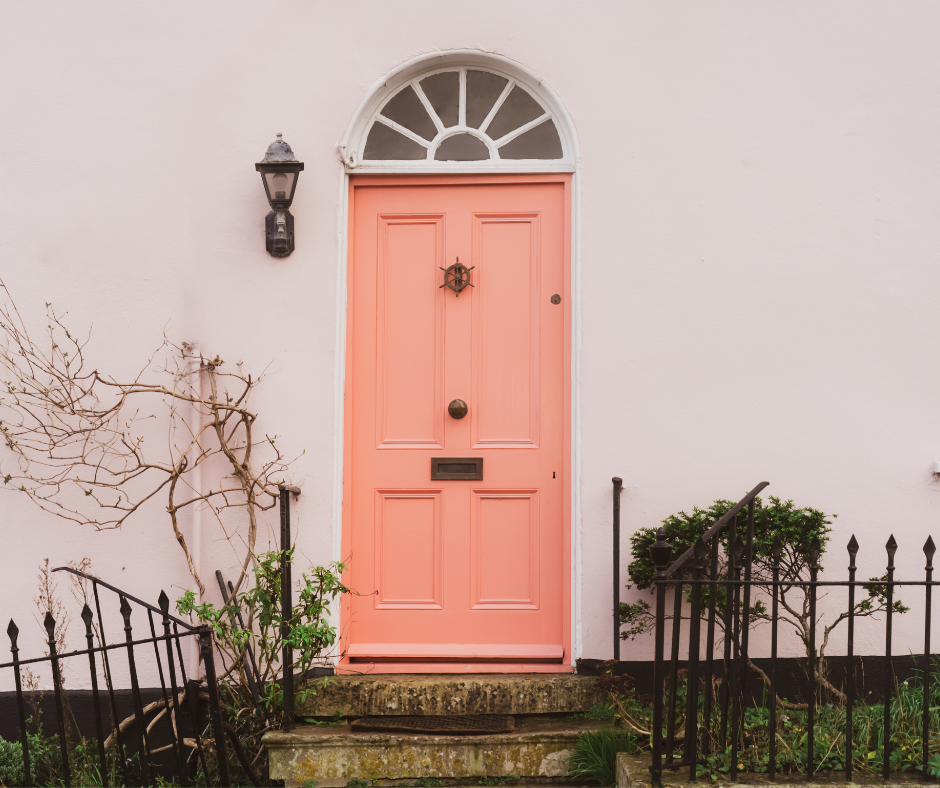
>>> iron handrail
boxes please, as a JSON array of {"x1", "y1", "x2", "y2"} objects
[
  {"x1": 663, "y1": 480, "x2": 769, "y2": 577},
  {"x1": 53, "y1": 566, "x2": 198, "y2": 630}
]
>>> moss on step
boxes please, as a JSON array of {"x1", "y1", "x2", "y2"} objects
[{"x1": 263, "y1": 717, "x2": 611, "y2": 787}]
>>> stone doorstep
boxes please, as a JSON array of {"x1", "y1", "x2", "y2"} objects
[
  {"x1": 263, "y1": 718, "x2": 612, "y2": 788},
  {"x1": 295, "y1": 673, "x2": 602, "y2": 718}
]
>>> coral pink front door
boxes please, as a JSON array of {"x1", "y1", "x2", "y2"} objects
[{"x1": 344, "y1": 175, "x2": 570, "y2": 671}]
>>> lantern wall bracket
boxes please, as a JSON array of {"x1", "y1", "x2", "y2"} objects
[{"x1": 255, "y1": 134, "x2": 304, "y2": 258}]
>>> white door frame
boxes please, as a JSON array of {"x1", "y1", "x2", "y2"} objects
[{"x1": 329, "y1": 49, "x2": 584, "y2": 662}]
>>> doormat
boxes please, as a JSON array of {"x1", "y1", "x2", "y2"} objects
[{"x1": 350, "y1": 714, "x2": 515, "y2": 735}]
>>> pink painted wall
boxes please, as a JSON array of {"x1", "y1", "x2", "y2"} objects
[{"x1": 1, "y1": 2, "x2": 939, "y2": 687}]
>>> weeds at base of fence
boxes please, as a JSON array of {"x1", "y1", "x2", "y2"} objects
[{"x1": 570, "y1": 663, "x2": 940, "y2": 786}]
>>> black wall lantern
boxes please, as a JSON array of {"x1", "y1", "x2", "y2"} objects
[{"x1": 255, "y1": 134, "x2": 304, "y2": 257}]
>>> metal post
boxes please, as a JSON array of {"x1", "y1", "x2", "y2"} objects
[
  {"x1": 665, "y1": 579, "x2": 683, "y2": 765},
  {"x1": 44, "y1": 612, "x2": 72, "y2": 788},
  {"x1": 7, "y1": 620, "x2": 31, "y2": 788},
  {"x1": 80, "y1": 605, "x2": 108, "y2": 781},
  {"x1": 201, "y1": 629, "x2": 232, "y2": 787},
  {"x1": 157, "y1": 592, "x2": 188, "y2": 786},
  {"x1": 613, "y1": 477, "x2": 623, "y2": 661},
  {"x1": 923, "y1": 537, "x2": 935, "y2": 779},
  {"x1": 702, "y1": 540, "x2": 719, "y2": 756},
  {"x1": 807, "y1": 538, "x2": 820, "y2": 779},
  {"x1": 846, "y1": 535, "x2": 858, "y2": 782},
  {"x1": 649, "y1": 528, "x2": 673, "y2": 788},
  {"x1": 769, "y1": 536, "x2": 782, "y2": 781},
  {"x1": 684, "y1": 538, "x2": 705, "y2": 780},
  {"x1": 120, "y1": 597, "x2": 151, "y2": 785},
  {"x1": 729, "y1": 536, "x2": 743, "y2": 782},
  {"x1": 883, "y1": 535, "x2": 897, "y2": 782},
  {"x1": 280, "y1": 486, "x2": 295, "y2": 731}
]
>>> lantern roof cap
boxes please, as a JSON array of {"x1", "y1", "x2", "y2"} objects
[{"x1": 261, "y1": 133, "x2": 299, "y2": 163}]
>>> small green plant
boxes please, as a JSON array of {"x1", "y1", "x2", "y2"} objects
[
  {"x1": 177, "y1": 548, "x2": 352, "y2": 784},
  {"x1": 414, "y1": 778, "x2": 444, "y2": 787},
  {"x1": 567, "y1": 729, "x2": 640, "y2": 786},
  {"x1": 346, "y1": 780, "x2": 369, "y2": 788},
  {"x1": 578, "y1": 703, "x2": 616, "y2": 721}
]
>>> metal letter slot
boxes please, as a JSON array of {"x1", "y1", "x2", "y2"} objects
[{"x1": 431, "y1": 457, "x2": 483, "y2": 481}]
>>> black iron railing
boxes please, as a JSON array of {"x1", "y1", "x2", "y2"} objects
[
  {"x1": 633, "y1": 480, "x2": 940, "y2": 786},
  {"x1": 3, "y1": 569, "x2": 230, "y2": 787}
]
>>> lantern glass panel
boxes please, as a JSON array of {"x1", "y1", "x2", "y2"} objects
[{"x1": 264, "y1": 170, "x2": 296, "y2": 203}]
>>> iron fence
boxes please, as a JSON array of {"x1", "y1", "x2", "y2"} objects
[
  {"x1": 614, "y1": 480, "x2": 940, "y2": 785},
  {"x1": 3, "y1": 569, "x2": 230, "y2": 787}
]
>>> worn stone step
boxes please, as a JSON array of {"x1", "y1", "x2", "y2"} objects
[
  {"x1": 264, "y1": 717, "x2": 611, "y2": 787},
  {"x1": 296, "y1": 673, "x2": 602, "y2": 717}
]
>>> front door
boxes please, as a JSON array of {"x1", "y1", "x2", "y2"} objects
[{"x1": 344, "y1": 175, "x2": 569, "y2": 670}]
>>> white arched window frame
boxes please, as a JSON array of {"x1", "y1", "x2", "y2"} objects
[{"x1": 342, "y1": 51, "x2": 577, "y2": 173}]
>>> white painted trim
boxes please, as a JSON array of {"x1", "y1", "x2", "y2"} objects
[
  {"x1": 413, "y1": 80, "x2": 446, "y2": 136},
  {"x1": 477, "y1": 78, "x2": 515, "y2": 136},
  {"x1": 343, "y1": 51, "x2": 576, "y2": 172},
  {"x1": 571, "y1": 167, "x2": 583, "y2": 664},
  {"x1": 458, "y1": 69, "x2": 467, "y2": 127},
  {"x1": 329, "y1": 166, "x2": 351, "y2": 653},
  {"x1": 352, "y1": 161, "x2": 576, "y2": 173},
  {"x1": 429, "y1": 126, "x2": 500, "y2": 160},
  {"x1": 373, "y1": 116, "x2": 432, "y2": 149},
  {"x1": 491, "y1": 113, "x2": 551, "y2": 148},
  {"x1": 334, "y1": 49, "x2": 582, "y2": 665}
]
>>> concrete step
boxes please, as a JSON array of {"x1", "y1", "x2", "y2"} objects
[
  {"x1": 264, "y1": 717, "x2": 612, "y2": 787},
  {"x1": 296, "y1": 673, "x2": 602, "y2": 717}
]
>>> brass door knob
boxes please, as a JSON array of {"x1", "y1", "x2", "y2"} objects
[{"x1": 448, "y1": 399, "x2": 468, "y2": 419}]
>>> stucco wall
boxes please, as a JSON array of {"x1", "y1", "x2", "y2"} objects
[{"x1": 1, "y1": 1, "x2": 939, "y2": 689}]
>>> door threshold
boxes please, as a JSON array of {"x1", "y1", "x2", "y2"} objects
[{"x1": 336, "y1": 661, "x2": 573, "y2": 675}]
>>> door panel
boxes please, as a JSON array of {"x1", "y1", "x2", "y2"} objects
[
  {"x1": 347, "y1": 178, "x2": 567, "y2": 667},
  {"x1": 472, "y1": 214, "x2": 540, "y2": 447},
  {"x1": 374, "y1": 489, "x2": 443, "y2": 609},
  {"x1": 471, "y1": 490, "x2": 539, "y2": 609},
  {"x1": 375, "y1": 216, "x2": 445, "y2": 449}
]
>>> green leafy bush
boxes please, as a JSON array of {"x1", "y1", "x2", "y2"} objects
[{"x1": 620, "y1": 495, "x2": 905, "y2": 703}]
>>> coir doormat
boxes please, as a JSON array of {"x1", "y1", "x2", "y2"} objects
[{"x1": 350, "y1": 714, "x2": 515, "y2": 735}]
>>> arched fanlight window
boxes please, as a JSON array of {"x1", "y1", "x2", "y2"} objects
[{"x1": 353, "y1": 66, "x2": 570, "y2": 168}]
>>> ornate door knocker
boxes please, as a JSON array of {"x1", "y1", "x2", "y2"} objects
[{"x1": 440, "y1": 257, "x2": 474, "y2": 296}]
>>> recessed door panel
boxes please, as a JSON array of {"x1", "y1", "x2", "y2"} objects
[
  {"x1": 471, "y1": 490, "x2": 539, "y2": 609},
  {"x1": 375, "y1": 489, "x2": 443, "y2": 609},
  {"x1": 472, "y1": 214, "x2": 540, "y2": 448},
  {"x1": 376, "y1": 216, "x2": 444, "y2": 449}
]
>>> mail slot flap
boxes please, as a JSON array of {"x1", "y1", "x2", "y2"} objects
[{"x1": 431, "y1": 457, "x2": 483, "y2": 480}]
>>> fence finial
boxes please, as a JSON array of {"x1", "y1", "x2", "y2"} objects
[
  {"x1": 43, "y1": 611, "x2": 56, "y2": 642},
  {"x1": 7, "y1": 619, "x2": 18, "y2": 648},
  {"x1": 886, "y1": 534, "x2": 898, "y2": 567},
  {"x1": 119, "y1": 595, "x2": 132, "y2": 629},
  {"x1": 771, "y1": 534, "x2": 783, "y2": 563},
  {"x1": 649, "y1": 527, "x2": 672, "y2": 571},
  {"x1": 847, "y1": 534, "x2": 859, "y2": 564},
  {"x1": 80, "y1": 603, "x2": 93, "y2": 630},
  {"x1": 158, "y1": 590, "x2": 170, "y2": 616},
  {"x1": 924, "y1": 535, "x2": 936, "y2": 565},
  {"x1": 809, "y1": 536, "x2": 821, "y2": 567}
]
